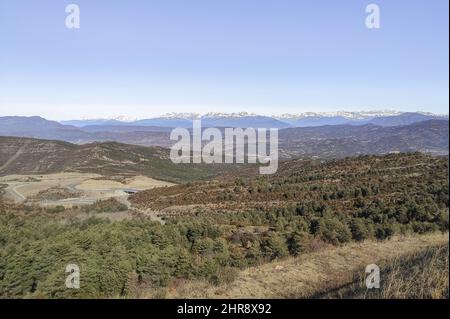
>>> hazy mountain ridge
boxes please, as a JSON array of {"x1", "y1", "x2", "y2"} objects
[
  {"x1": 56, "y1": 111, "x2": 448, "y2": 128},
  {"x1": 278, "y1": 120, "x2": 449, "y2": 158},
  {"x1": 0, "y1": 119, "x2": 448, "y2": 162}
]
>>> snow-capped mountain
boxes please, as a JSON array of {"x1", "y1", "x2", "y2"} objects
[
  {"x1": 154, "y1": 112, "x2": 287, "y2": 128},
  {"x1": 62, "y1": 116, "x2": 138, "y2": 127},
  {"x1": 274, "y1": 110, "x2": 403, "y2": 120},
  {"x1": 158, "y1": 113, "x2": 201, "y2": 120},
  {"x1": 113, "y1": 115, "x2": 138, "y2": 122},
  {"x1": 158, "y1": 112, "x2": 259, "y2": 119},
  {"x1": 202, "y1": 112, "x2": 258, "y2": 118},
  {"x1": 274, "y1": 111, "x2": 447, "y2": 127},
  {"x1": 60, "y1": 111, "x2": 448, "y2": 128}
]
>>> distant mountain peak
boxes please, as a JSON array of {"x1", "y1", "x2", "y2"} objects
[
  {"x1": 275, "y1": 110, "x2": 404, "y2": 120},
  {"x1": 202, "y1": 112, "x2": 259, "y2": 118},
  {"x1": 158, "y1": 112, "x2": 201, "y2": 120},
  {"x1": 113, "y1": 115, "x2": 138, "y2": 122},
  {"x1": 158, "y1": 112, "x2": 260, "y2": 119},
  {"x1": 66, "y1": 110, "x2": 447, "y2": 123},
  {"x1": 79, "y1": 115, "x2": 138, "y2": 122}
]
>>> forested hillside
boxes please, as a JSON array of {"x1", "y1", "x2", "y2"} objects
[{"x1": 0, "y1": 153, "x2": 448, "y2": 298}]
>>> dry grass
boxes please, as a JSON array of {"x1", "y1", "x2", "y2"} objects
[
  {"x1": 378, "y1": 245, "x2": 448, "y2": 298},
  {"x1": 381, "y1": 245, "x2": 449, "y2": 299},
  {"x1": 312, "y1": 244, "x2": 449, "y2": 299},
  {"x1": 162, "y1": 233, "x2": 449, "y2": 299}
]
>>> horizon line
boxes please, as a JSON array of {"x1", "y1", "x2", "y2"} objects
[{"x1": 1, "y1": 109, "x2": 449, "y2": 122}]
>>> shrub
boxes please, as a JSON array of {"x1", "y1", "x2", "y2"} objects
[
  {"x1": 287, "y1": 231, "x2": 309, "y2": 256},
  {"x1": 46, "y1": 205, "x2": 65, "y2": 214},
  {"x1": 350, "y1": 219, "x2": 373, "y2": 241},
  {"x1": 84, "y1": 198, "x2": 128, "y2": 213},
  {"x1": 260, "y1": 233, "x2": 289, "y2": 261},
  {"x1": 317, "y1": 218, "x2": 352, "y2": 245},
  {"x1": 375, "y1": 224, "x2": 395, "y2": 240},
  {"x1": 209, "y1": 267, "x2": 238, "y2": 286}
]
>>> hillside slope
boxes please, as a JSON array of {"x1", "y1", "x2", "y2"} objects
[
  {"x1": 131, "y1": 152, "x2": 449, "y2": 212},
  {"x1": 279, "y1": 120, "x2": 449, "y2": 158},
  {"x1": 166, "y1": 233, "x2": 448, "y2": 299},
  {"x1": 1, "y1": 117, "x2": 448, "y2": 159},
  {"x1": 0, "y1": 137, "x2": 223, "y2": 182}
]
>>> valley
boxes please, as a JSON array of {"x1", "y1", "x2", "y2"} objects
[
  {"x1": 0, "y1": 145, "x2": 447, "y2": 299},
  {"x1": 0, "y1": 113, "x2": 448, "y2": 299},
  {"x1": 1, "y1": 0, "x2": 447, "y2": 304},
  {"x1": 0, "y1": 115, "x2": 448, "y2": 159}
]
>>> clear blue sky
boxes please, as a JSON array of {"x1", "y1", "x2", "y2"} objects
[{"x1": 0, "y1": 0, "x2": 448, "y2": 120}]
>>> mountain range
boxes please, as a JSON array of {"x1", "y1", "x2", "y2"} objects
[
  {"x1": 278, "y1": 120, "x2": 449, "y2": 158},
  {"x1": 1, "y1": 113, "x2": 448, "y2": 160},
  {"x1": 60, "y1": 111, "x2": 448, "y2": 128}
]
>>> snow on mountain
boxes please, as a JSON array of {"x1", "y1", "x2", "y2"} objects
[
  {"x1": 113, "y1": 115, "x2": 138, "y2": 122},
  {"x1": 202, "y1": 112, "x2": 258, "y2": 118},
  {"x1": 274, "y1": 110, "x2": 403, "y2": 120},
  {"x1": 158, "y1": 113, "x2": 201, "y2": 120},
  {"x1": 77, "y1": 115, "x2": 137, "y2": 122},
  {"x1": 61, "y1": 111, "x2": 448, "y2": 128},
  {"x1": 158, "y1": 112, "x2": 259, "y2": 119}
]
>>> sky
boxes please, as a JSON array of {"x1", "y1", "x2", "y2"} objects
[{"x1": 0, "y1": 0, "x2": 448, "y2": 120}]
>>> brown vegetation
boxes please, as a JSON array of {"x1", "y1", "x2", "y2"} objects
[
  {"x1": 163, "y1": 233, "x2": 448, "y2": 299},
  {"x1": 0, "y1": 136, "x2": 229, "y2": 183},
  {"x1": 132, "y1": 152, "x2": 448, "y2": 215},
  {"x1": 31, "y1": 187, "x2": 81, "y2": 201}
]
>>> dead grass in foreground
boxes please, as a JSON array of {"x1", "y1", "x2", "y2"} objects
[
  {"x1": 162, "y1": 232, "x2": 448, "y2": 299},
  {"x1": 313, "y1": 243, "x2": 449, "y2": 299}
]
